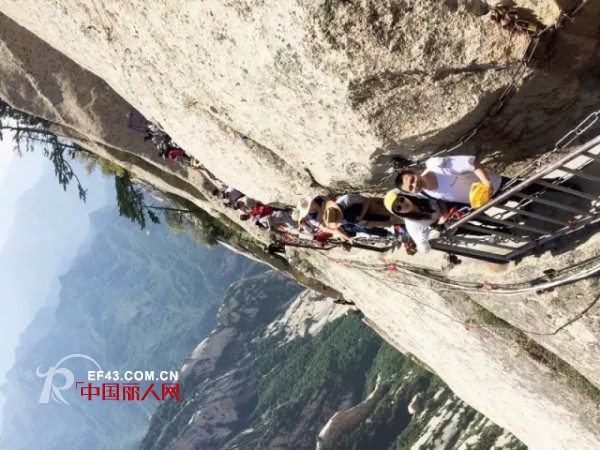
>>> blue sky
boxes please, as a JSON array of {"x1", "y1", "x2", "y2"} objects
[{"x1": 0, "y1": 139, "x2": 44, "y2": 431}]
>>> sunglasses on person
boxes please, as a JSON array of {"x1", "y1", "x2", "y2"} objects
[{"x1": 393, "y1": 196, "x2": 408, "y2": 213}]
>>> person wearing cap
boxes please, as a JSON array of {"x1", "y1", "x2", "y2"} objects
[
  {"x1": 335, "y1": 193, "x2": 396, "y2": 229},
  {"x1": 383, "y1": 190, "x2": 447, "y2": 254},
  {"x1": 319, "y1": 201, "x2": 355, "y2": 242},
  {"x1": 321, "y1": 197, "x2": 394, "y2": 243},
  {"x1": 396, "y1": 155, "x2": 502, "y2": 206},
  {"x1": 293, "y1": 195, "x2": 328, "y2": 234}
]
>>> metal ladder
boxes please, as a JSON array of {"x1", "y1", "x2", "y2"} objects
[{"x1": 431, "y1": 116, "x2": 600, "y2": 263}]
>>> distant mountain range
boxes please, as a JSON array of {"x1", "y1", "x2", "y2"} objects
[
  {"x1": 141, "y1": 272, "x2": 526, "y2": 450},
  {"x1": 0, "y1": 168, "x2": 526, "y2": 450},
  {"x1": 0, "y1": 205, "x2": 265, "y2": 450},
  {"x1": 0, "y1": 159, "x2": 111, "y2": 429}
]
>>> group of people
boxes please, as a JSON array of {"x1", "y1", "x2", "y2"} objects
[
  {"x1": 213, "y1": 154, "x2": 508, "y2": 255},
  {"x1": 294, "y1": 155, "x2": 506, "y2": 254},
  {"x1": 142, "y1": 118, "x2": 511, "y2": 255},
  {"x1": 144, "y1": 123, "x2": 199, "y2": 166},
  {"x1": 210, "y1": 185, "x2": 297, "y2": 230}
]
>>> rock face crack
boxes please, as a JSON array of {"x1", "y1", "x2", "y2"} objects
[
  {"x1": 432, "y1": 62, "x2": 518, "y2": 81},
  {"x1": 348, "y1": 62, "x2": 516, "y2": 107},
  {"x1": 205, "y1": 109, "x2": 313, "y2": 190}
]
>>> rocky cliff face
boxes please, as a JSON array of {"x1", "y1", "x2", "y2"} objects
[
  {"x1": 144, "y1": 271, "x2": 525, "y2": 450},
  {"x1": 1, "y1": 2, "x2": 600, "y2": 448},
  {"x1": 3, "y1": 0, "x2": 599, "y2": 199},
  {"x1": 5, "y1": 0, "x2": 593, "y2": 202}
]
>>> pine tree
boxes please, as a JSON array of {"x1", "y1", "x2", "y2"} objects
[
  {"x1": 0, "y1": 99, "x2": 87, "y2": 200},
  {"x1": 114, "y1": 171, "x2": 160, "y2": 229}
]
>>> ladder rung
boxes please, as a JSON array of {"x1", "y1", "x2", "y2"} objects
[
  {"x1": 558, "y1": 167, "x2": 600, "y2": 183},
  {"x1": 451, "y1": 236, "x2": 518, "y2": 250},
  {"x1": 535, "y1": 180, "x2": 600, "y2": 202},
  {"x1": 459, "y1": 224, "x2": 532, "y2": 242},
  {"x1": 494, "y1": 205, "x2": 571, "y2": 226},
  {"x1": 584, "y1": 151, "x2": 600, "y2": 163},
  {"x1": 515, "y1": 193, "x2": 591, "y2": 216},
  {"x1": 472, "y1": 215, "x2": 549, "y2": 235}
]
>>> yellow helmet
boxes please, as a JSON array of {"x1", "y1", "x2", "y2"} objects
[
  {"x1": 384, "y1": 192, "x2": 398, "y2": 213},
  {"x1": 469, "y1": 182, "x2": 493, "y2": 208}
]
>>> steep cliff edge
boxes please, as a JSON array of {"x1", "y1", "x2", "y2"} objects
[
  {"x1": 0, "y1": 2, "x2": 600, "y2": 448},
  {"x1": 0, "y1": 0, "x2": 547, "y2": 201}
]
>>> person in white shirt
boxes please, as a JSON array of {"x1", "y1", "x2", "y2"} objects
[{"x1": 395, "y1": 155, "x2": 502, "y2": 205}]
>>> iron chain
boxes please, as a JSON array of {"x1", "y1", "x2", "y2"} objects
[
  {"x1": 555, "y1": 110, "x2": 600, "y2": 150},
  {"x1": 408, "y1": 0, "x2": 588, "y2": 167}
]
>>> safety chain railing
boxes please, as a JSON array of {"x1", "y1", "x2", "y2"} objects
[
  {"x1": 391, "y1": 0, "x2": 591, "y2": 171},
  {"x1": 444, "y1": 108, "x2": 600, "y2": 233},
  {"x1": 502, "y1": 109, "x2": 600, "y2": 190}
]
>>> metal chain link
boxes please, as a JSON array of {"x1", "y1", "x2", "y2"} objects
[
  {"x1": 411, "y1": 37, "x2": 540, "y2": 166},
  {"x1": 502, "y1": 108, "x2": 600, "y2": 188},
  {"x1": 555, "y1": 110, "x2": 600, "y2": 150},
  {"x1": 404, "y1": 0, "x2": 589, "y2": 168}
]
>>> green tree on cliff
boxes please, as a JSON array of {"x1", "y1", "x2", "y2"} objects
[
  {"x1": 0, "y1": 98, "x2": 160, "y2": 229},
  {"x1": 114, "y1": 171, "x2": 160, "y2": 229},
  {"x1": 0, "y1": 98, "x2": 87, "y2": 200},
  {"x1": 0, "y1": 98, "x2": 216, "y2": 233}
]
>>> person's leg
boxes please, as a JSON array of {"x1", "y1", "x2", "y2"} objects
[
  {"x1": 342, "y1": 204, "x2": 362, "y2": 224},
  {"x1": 341, "y1": 224, "x2": 358, "y2": 237},
  {"x1": 349, "y1": 224, "x2": 390, "y2": 237},
  {"x1": 366, "y1": 199, "x2": 390, "y2": 217},
  {"x1": 362, "y1": 212, "x2": 396, "y2": 228}
]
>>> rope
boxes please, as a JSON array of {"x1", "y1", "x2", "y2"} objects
[
  {"x1": 356, "y1": 265, "x2": 600, "y2": 337},
  {"x1": 324, "y1": 253, "x2": 600, "y2": 294}
]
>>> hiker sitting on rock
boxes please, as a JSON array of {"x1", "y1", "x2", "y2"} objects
[
  {"x1": 396, "y1": 155, "x2": 502, "y2": 208},
  {"x1": 293, "y1": 195, "x2": 328, "y2": 235},
  {"x1": 320, "y1": 196, "x2": 394, "y2": 243}
]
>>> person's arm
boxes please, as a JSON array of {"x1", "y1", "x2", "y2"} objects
[
  {"x1": 319, "y1": 225, "x2": 353, "y2": 243},
  {"x1": 436, "y1": 201, "x2": 450, "y2": 225},
  {"x1": 404, "y1": 220, "x2": 431, "y2": 254},
  {"x1": 357, "y1": 196, "x2": 370, "y2": 221},
  {"x1": 365, "y1": 219, "x2": 393, "y2": 228},
  {"x1": 473, "y1": 161, "x2": 493, "y2": 186}
]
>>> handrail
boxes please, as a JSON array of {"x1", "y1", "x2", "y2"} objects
[{"x1": 444, "y1": 133, "x2": 600, "y2": 233}]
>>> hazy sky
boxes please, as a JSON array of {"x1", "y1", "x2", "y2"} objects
[
  {"x1": 0, "y1": 140, "x2": 111, "y2": 432},
  {"x1": 0, "y1": 139, "x2": 46, "y2": 433},
  {"x1": 0, "y1": 140, "x2": 45, "y2": 248},
  {"x1": 0, "y1": 143, "x2": 14, "y2": 183}
]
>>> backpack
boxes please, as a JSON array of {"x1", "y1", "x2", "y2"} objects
[{"x1": 249, "y1": 205, "x2": 273, "y2": 218}]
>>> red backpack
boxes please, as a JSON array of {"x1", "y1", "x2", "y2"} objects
[{"x1": 249, "y1": 205, "x2": 273, "y2": 218}]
